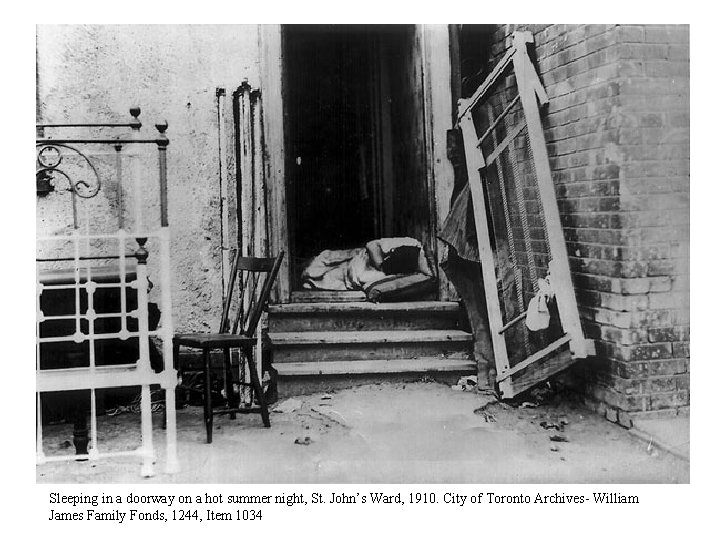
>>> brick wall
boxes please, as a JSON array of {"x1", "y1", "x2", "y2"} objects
[{"x1": 487, "y1": 24, "x2": 690, "y2": 417}]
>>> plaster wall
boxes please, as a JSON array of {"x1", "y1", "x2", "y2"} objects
[{"x1": 37, "y1": 24, "x2": 262, "y2": 331}]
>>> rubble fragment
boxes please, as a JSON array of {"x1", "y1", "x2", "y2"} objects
[
  {"x1": 294, "y1": 436, "x2": 312, "y2": 445},
  {"x1": 273, "y1": 398, "x2": 303, "y2": 413},
  {"x1": 451, "y1": 375, "x2": 478, "y2": 392}
]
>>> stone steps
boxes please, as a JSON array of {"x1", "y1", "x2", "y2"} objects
[
  {"x1": 268, "y1": 301, "x2": 466, "y2": 332},
  {"x1": 267, "y1": 301, "x2": 475, "y2": 388}
]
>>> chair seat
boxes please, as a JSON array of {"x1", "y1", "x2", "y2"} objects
[{"x1": 174, "y1": 332, "x2": 256, "y2": 348}]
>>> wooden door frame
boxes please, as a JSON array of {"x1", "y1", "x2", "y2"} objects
[
  {"x1": 259, "y1": 24, "x2": 456, "y2": 303},
  {"x1": 259, "y1": 25, "x2": 290, "y2": 303},
  {"x1": 419, "y1": 25, "x2": 456, "y2": 301}
]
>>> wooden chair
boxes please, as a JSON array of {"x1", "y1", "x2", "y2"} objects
[{"x1": 173, "y1": 250, "x2": 284, "y2": 443}]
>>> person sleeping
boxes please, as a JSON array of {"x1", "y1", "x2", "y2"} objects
[{"x1": 301, "y1": 237, "x2": 434, "y2": 299}]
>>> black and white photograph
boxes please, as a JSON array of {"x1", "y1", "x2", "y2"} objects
[
  {"x1": 33, "y1": 21, "x2": 691, "y2": 483},
  {"x1": 12, "y1": 6, "x2": 712, "y2": 536}
]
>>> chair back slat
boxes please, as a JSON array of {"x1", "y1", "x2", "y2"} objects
[
  {"x1": 219, "y1": 249, "x2": 241, "y2": 333},
  {"x1": 225, "y1": 251, "x2": 284, "y2": 338},
  {"x1": 232, "y1": 269, "x2": 251, "y2": 334}
]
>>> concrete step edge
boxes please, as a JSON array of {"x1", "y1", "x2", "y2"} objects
[
  {"x1": 275, "y1": 358, "x2": 477, "y2": 376},
  {"x1": 270, "y1": 329, "x2": 474, "y2": 345},
  {"x1": 268, "y1": 301, "x2": 461, "y2": 314}
]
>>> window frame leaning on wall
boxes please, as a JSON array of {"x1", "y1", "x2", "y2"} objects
[{"x1": 456, "y1": 31, "x2": 591, "y2": 399}]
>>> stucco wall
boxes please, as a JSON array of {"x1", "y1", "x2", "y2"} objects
[{"x1": 37, "y1": 24, "x2": 261, "y2": 332}]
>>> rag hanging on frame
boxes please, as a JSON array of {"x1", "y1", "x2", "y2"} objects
[{"x1": 453, "y1": 31, "x2": 589, "y2": 399}]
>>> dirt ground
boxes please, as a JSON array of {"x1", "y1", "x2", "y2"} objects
[{"x1": 36, "y1": 381, "x2": 689, "y2": 483}]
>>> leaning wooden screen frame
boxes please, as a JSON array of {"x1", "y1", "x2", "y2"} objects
[{"x1": 457, "y1": 31, "x2": 588, "y2": 399}]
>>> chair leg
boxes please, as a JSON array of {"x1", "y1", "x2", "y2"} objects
[
  {"x1": 246, "y1": 348, "x2": 270, "y2": 427},
  {"x1": 203, "y1": 348, "x2": 213, "y2": 443},
  {"x1": 223, "y1": 347, "x2": 236, "y2": 419}
]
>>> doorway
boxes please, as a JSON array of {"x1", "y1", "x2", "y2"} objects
[{"x1": 282, "y1": 25, "x2": 434, "y2": 292}]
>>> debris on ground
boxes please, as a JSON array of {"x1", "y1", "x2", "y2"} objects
[
  {"x1": 273, "y1": 398, "x2": 303, "y2": 413},
  {"x1": 550, "y1": 445, "x2": 559, "y2": 452},
  {"x1": 294, "y1": 436, "x2": 312, "y2": 445},
  {"x1": 549, "y1": 434, "x2": 568, "y2": 443},
  {"x1": 530, "y1": 383, "x2": 555, "y2": 404},
  {"x1": 540, "y1": 421, "x2": 564, "y2": 431},
  {"x1": 451, "y1": 375, "x2": 477, "y2": 392},
  {"x1": 309, "y1": 407, "x2": 351, "y2": 429},
  {"x1": 320, "y1": 393, "x2": 333, "y2": 400}
]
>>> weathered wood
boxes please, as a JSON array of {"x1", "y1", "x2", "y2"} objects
[
  {"x1": 388, "y1": 26, "x2": 432, "y2": 249},
  {"x1": 269, "y1": 301, "x2": 462, "y2": 333},
  {"x1": 477, "y1": 94, "x2": 521, "y2": 146},
  {"x1": 422, "y1": 24, "x2": 456, "y2": 302},
  {"x1": 496, "y1": 334, "x2": 572, "y2": 383},
  {"x1": 271, "y1": 329, "x2": 472, "y2": 345},
  {"x1": 216, "y1": 87, "x2": 233, "y2": 300},
  {"x1": 260, "y1": 25, "x2": 290, "y2": 303},
  {"x1": 269, "y1": 300, "x2": 461, "y2": 314},
  {"x1": 484, "y1": 119, "x2": 527, "y2": 167},
  {"x1": 456, "y1": 46, "x2": 515, "y2": 122},
  {"x1": 238, "y1": 83, "x2": 253, "y2": 258},
  {"x1": 508, "y1": 349, "x2": 574, "y2": 397},
  {"x1": 458, "y1": 104, "x2": 513, "y2": 395},
  {"x1": 290, "y1": 290, "x2": 366, "y2": 303},
  {"x1": 275, "y1": 358, "x2": 476, "y2": 377},
  {"x1": 273, "y1": 342, "x2": 473, "y2": 364},
  {"x1": 498, "y1": 310, "x2": 528, "y2": 334},
  {"x1": 513, "y1": 32, "x2": 587, "y2": 359},
  {"x1": 251, "y1": 90, "x2": 268, "y2": 257},
  {"x1": 271, "y1": 328, "x2": 473, "y2": 363}
]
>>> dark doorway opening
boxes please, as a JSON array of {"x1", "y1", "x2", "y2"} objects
[{"x1": 283, "y1": 25, "x2": 433, "y2": 291}]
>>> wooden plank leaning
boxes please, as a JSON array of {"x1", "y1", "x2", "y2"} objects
[{"x1": 457, "y1": 105, "x2": 513, "y2": 397}]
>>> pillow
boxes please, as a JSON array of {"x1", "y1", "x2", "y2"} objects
[{"x1": 364, "y1": 273, "x2": 436, "y2": 303}]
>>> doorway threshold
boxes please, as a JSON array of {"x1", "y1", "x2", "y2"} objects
[{"x1": 290, "y1": 290, "x2": 367, "y2": 303}]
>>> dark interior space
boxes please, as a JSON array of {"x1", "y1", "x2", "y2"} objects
[{"x1": 283, "y1": 25, "x2": 432, "y2": 290}]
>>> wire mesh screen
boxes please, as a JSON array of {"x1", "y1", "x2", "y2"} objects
[{"x1": 472, "y1": 79, "x2": 564, "y2": 368}]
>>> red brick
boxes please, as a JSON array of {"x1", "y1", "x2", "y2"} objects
[
  {"x1": 618, "y1": 43, "x2": 669, "y2": 60},
  {"x1": 644, "y1": 25, "x2": 689, "y2": 44},
  {"x1": 668, "y1": 45, "x2": 689, "y2": 61},
  {"x1": 644, "y1": 359, "x2": 689, "y2": 376},
  {"x1": 618, "y1": 60, "x2": 644, "y2": 77},
  {"x1": 628, "y1": 343, "x2": 674, "y2": 361},
  {"x1": 597, "y1": 292, "x2": 649, "y2": 311},
  {"x1": 649, "y1": 390, "x2": 689, "y2": 409},
  {"x1": 648, "y1": 326, "x2": 689, "y2": 342},
  {"x1": 672, "y1": 342, "x2": 690, "y2": 358},
  {"x1": 585, "y1": 25, "x2": 616, "y2": 39},
  {"x1": 482, "y1": 23, "x2": 691, "y2": 414},
  {"x1": 617, "y1": 25, "x2": 644, "y2": 43},
  {"x1": 600, "y1": 326, "x2": 648, "y2": 346},
  {"x1": 645, "y1": 60, "x2": 690, "y2": 78}
]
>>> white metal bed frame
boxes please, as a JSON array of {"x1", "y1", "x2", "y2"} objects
[{"x1": 36, "y1": 109, "x2": 178, "y2": 476}]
